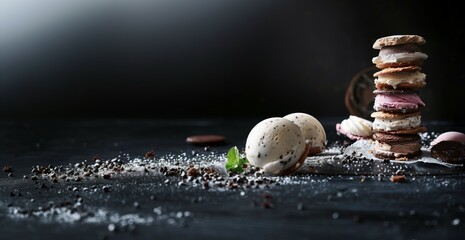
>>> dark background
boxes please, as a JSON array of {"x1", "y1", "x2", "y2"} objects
[{"x1": 0, "y1": 0, "x2": 463, "y2": 121}]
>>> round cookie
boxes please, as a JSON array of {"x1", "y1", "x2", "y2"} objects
[
  {"x1": 373, "y1": 66, "x2": 421, "y2": 76},
  {"x1": 372, "y1": 35, "x2": 428, "y2": 69},
  {"x1": 373, "y1": 132, "x2": 420, "y2": 142},
  {"x1": 373, "y1": 35, "x2": 426, "y2": 49},
  {"x1": 431, "y1": 141, "x2": 465, "y2": 164},
  {"x1": 373, "y1": 66, "x2": 426, "y2": 89},
  {"x1": 375, "y1": 60, "x2": 425, "y2": 69},
  {"x1": 371, "y1": 111, "x2": 420, "y2": 119}
]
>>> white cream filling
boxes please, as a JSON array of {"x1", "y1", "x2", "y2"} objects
[
  {"x1": 372, "y1": 52, "x2": 428, "y2": 64},
  {"x1": 340, "y1": 115, "x2": 373, "y2": 137},
  {"x1": 374, "y1": 71, "x2": 426, "y2": 88},
  {"x1": 373, "y1": 115, "x2": 421, "y2": 131}
]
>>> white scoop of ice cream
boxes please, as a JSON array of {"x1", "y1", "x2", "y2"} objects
[
  {"x1": 245, "y1": 117, "x2": 306, "y2": 174},
  {"x1": 283, "y1": 113, "x2": 326, "y2": 152}
]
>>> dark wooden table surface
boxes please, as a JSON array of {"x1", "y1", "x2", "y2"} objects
[{"x1": 1, "y1": 118, "x2": 464, "y2": 240}]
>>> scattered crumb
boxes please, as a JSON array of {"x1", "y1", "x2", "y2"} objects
[
  {"x1": 360, "y1": 176, "x2": 366, "y2": 182},
  {"x1": 145, "y1": 150, "x2": 155, "y2": 159},
  {"x1": 389, "y1": 175, "x2": 406, "y2": 183},
  {"x1": 186, "y1": 167, "x2": 198, "y2": 177},
  {"x1": 3, "y1": 165, "x2": 13, "y2": 172}
]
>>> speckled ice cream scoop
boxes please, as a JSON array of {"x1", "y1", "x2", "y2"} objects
[
  {"x1": 245, "y1": 117, "x2": 308, "y2": 175},
  {"x1": 283, "y1": 113, "x2": 326, "y2": 154}
]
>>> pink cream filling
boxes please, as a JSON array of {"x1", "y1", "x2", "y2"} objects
[{"x1": 374, "y1": 93, "x2": 425, "y2": 110}]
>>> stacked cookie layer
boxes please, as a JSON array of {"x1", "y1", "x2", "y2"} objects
[{"x1": 370, "y1": 35, "x2": 428, "y2": 159}]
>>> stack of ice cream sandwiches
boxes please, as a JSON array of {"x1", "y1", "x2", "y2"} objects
[{"x1": 370, "y1": 35, "x2": 428, "y2": 160}]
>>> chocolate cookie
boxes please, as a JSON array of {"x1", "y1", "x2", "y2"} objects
[
  {"x1": 373, "y1": 132, "x2": 422, "y2": 160},
  {"x1": 430, "y1": 141, "x2": 465, "y2": 164},
  {"x1": 373, "y1": 132, "x2": 420, "y2": 142}
]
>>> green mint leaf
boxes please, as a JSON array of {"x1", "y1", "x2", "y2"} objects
[
  {"x1": 225, "y1": 146, "x2": 240, "y2": 171},
  {"x1": 225, "y1": 146, "x2": 249, "y2": 173}
]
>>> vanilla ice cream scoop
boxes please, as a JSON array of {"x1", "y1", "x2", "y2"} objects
[
  {"x1": 283, "y1": 113, "x2": 326, "y2": 155},
  {"x1": 245, "y1": 117, "x2": 309, "y2": 175}
]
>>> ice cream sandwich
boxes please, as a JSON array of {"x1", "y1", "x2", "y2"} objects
[
  {"x1": 373, "y1": 89, "x2": 425, "y2": 113},
  {"x1": 372, "y1": 35, "x2": 428, "y2": 69},
  {"x1": 370, "y1": 34, "x2": 428, "y2": 160},
  {"x1": 373, "y1": 132, "x2": 422, "y2": 159},
  {"x1": 371, "y1": 111, "x2": 427, "y2": 134},
  {"x1": 373, "y1": 66, "x2": 426, "y2": 90}
]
